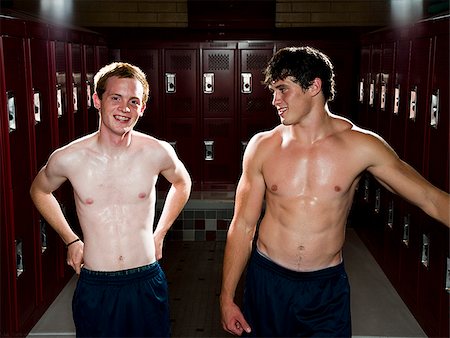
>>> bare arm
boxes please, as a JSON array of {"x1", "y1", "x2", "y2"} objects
[
  {"x1": 153, "y1": 143, "x2": 192, "y2": 259},
  {"x1": 220, "y1": 137, "x2": 266, "y2": 336},
  {"x1": 365, "y1": 135, "x2": 449, "y2": 227},
  {"x1": 30, "y1": 151, "x2": 84, "y2": 273}
]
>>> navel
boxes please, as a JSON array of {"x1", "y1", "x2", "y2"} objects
[{"x1": 118, "y1": 255, "x2": 124, "y2": 261}]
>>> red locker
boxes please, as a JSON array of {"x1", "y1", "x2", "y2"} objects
[
  {"x1": 367, "y1": 43, "x2": 382, "y2": 132},
  {"x1": 72, "y1": 42, "x2": 89, "y2": 138},
  {"x1": 163, "y1": 48, "x2": 200, "y2": 186},
  {"x1": 238, "y1": 44, "x2": 277, "y2": 148},
  {"x1": 120, "y1": 48, "x2": 161, "y2": 138},
  {"x1": 202, "y1": 46, "x2": 238, "y2": 186},
  {"x1": 2, "y1": 30, "x2": 41, "y2": 333},
  {"x1": 29, "y1": 33, "x2": 62, "y2": 305},
  {"x1": 357, "y1": 44, "x2": 371, "y2": 128}
]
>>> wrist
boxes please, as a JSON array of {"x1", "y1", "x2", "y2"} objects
[{"x1": 66, "y1": 238, "x2": 80, "y2": 248}]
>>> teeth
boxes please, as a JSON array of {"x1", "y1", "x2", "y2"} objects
[{"x1": 115, "y1": 115, "x2": 130, "y2": 121}]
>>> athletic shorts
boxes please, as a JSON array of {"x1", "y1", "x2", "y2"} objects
[
  {"x1": 243, "y1": 249, "x2": 351, "y2": 337},
  {"x1": 72, "y1": 262, "x2": 170, "y2": 337}
]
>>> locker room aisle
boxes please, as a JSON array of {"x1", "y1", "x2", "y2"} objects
[{"x1": 27, "y1": 228, "x2": 426, "y2": 338}]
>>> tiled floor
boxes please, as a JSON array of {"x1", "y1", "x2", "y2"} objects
[{"x1": 27, "y1": 229, "x2": 426, "y2": 338}]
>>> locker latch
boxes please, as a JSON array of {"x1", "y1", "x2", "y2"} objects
[
  {"x1": 40, "y1": 219, "x2": 47, "y2": 253},
  {"x1": 446, "y1": 257, "x2": 450, "y2": 293},
  {"x1": 369, "y1": 80, "x2": 375, "y2": 107},
  {"x1": 241, "y1": 73, "x2": 252, "y2": 94},
  {"x1": 409, "y1": 86, "x2": 417, "y2": 121},
  {"x1": 380, "y1": 81, "x2": 386, "y2": 111},
  {"x1": 359, "y1": 79, "x2": 364, "y2": 103},
  {"x1": 15, "y1": 239, "x2": 23, "y2": 277},
  {"x1": 430, "y1": 89, "x2": 439, "y2": 128},
  {"x1": 421, "y1": 234, "x2": 430, "y2": 268},
  {"x1": 33, "y1": 90, "x2": 41, "y2": 124},
  {"x1": 394, "y1": 85, "x2": 400, "y2": 115},
  {"x1": 402, "y1": 214, "x2": 410, "y2": 247},
  {"x1": 7, "y1": 91, "x2": 16, "y2": 132},
  {"x1": 56, "y1": 84, "x2": 63, "y2": 117},
  {"x1": 203, "y1": 73, "x2": 214, "y2": 94},
  {"x1": 387, "y1": 200, "x2": 394, "y2": 229},
  {"x1": 165, "y1": 73, "x2": 176, "y2": 93},
  {"x1": 204, "y1": 140, "x2": 214, "y2": 160}
]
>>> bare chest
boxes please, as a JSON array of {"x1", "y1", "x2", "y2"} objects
[
  {"x1": 263, "y1": 145, "x2": 359, "y2": 198},
  {"x1": 69, "y1": 157, "x2": 159, "y2": 206}
]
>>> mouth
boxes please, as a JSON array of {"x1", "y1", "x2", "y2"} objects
[
  {"x1": 277, "y1": 107, "x2": 287, "y2": 117},
  {"x1": 114, "y1": 115, "x2": 131, "y2": 123}
]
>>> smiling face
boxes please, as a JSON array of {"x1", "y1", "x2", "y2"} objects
[
  {"x1": 93, "y1": 76, "x2": 146, "y2": 137},
  {"x1": 269, "y1": 76, "x2": 314, "y2": 126}
]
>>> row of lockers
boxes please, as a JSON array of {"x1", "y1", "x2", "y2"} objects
[
  {"x1": 116, "y1": 39, "x2": 357, "y2": 190},
  {"x1": 352, "y1": 15, "x2": 449, "y2": 337},
  {"x1": 0, "y1": 13, "x2": 108, "y2": 336}
]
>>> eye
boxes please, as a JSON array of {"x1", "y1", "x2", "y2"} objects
[{"x1": 130, "y1": 99, "x2": 140, "y2": 106}]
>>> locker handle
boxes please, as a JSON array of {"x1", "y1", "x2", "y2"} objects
[
  {"x1": 421, "y1": 234, "x2": 430, "y2": 268},
  {"x1": 363, "y1": 177, "x2": 370, "y2": 203},
  {"x1": 33, "y1": 90, "x2": 41, "y2": 124},
  {"x1": 86, "y1": 81, "x2": 92, "y2": 108},
  {"x1": 430, "y1": 89, "x2": 439, "y2": 128},
  {"x1": 402, "y1": 214, "x2": 410, "y2": 247},
  {"x1": 73, "y1": 83, "x2": 78, "y2": 113},
  {"x1": 40, "y1": 219, "x2": 48, "y2": 253},
  {"x1": 380, "y1": 82, "x2": 386, "y2": 111},
  {"x1": 446, "y1": 257, "x2": 450, "y2": 293},
  {"x1": 369, "y1": 80, "x2": 375, "y2": 107},
  {"x1": 241, "y1": 73, "x2": 252, "y2": 94},
  {"x1": 7, "y1": 91, "x2": 17, "y2": 132},
  {"x1": 387, "y1": 200, "x2": 394, "y2": 229},
  {"x1": 374, "y1": 188, "x2": 381, "y2": 214},
  {"x1": 15, "y1": 239, "x2": 23, "y2": 277},
  {"x1": 203, "y1": 73, "x2": 214, "y2": 94},
  {"x1": 241, "y1": 141, "x2": 248, "y2": 156},
  {"x1": 393, "y1": 85, "x2": 400, "y2": 115},
  {"x1": 409, "y1": 86, "x2": 417, "y2": 121},
  {"x1": 56, "y1": 85, "x2": 63, "y2": 117},
  {"x1": 204, "y1": 140, "x2": 214, "y2": 160},
  {"x1": 359, "y1": 79, "x2": 364, "y2": 103},
  {"x1": 165, "y1": 73, "x2": 176, "y2": 93}
]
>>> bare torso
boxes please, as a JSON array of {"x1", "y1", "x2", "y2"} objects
[
  {"x1": 62, "y1": 132, "x2": 167, "y2": 271},
  {"x1": 256, "y1": 120, "x2": 366, "y2": 271}
]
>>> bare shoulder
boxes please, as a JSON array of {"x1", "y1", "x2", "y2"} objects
[
  {"x1": 132, "y1": 131, "x2": 176, "y2": 155},
  {"x1": 48, "y1": 133, "x2": 98, "y2": 166}
]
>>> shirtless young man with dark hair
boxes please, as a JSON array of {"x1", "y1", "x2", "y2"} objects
[{"x1": 220, "y1": 46, "x2": 449, "y2": 337}]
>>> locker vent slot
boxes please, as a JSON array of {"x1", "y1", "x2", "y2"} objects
[
  {"x1": 245, "y1": 97, "x2": 267, "y2": 113},
  {"x1": 208, "y1": 97, "x2": 230, "y2": 113},
  {"x1": 246, "y1": 54, "x2": 271, "y2": 70},
  {"x1": 173, "y1": 98, "x2": 193, "y2": 114},
  {"x1": 170, "y1": 55, "x2": 192, "y2": 71},
  {"x1": 208, "y1": 54, "x2": 230, "y2": 71}
]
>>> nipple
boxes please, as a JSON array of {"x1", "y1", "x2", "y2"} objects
[
  {"x1": 86, "y1": 198, "x2": 94, "y2": 205},
  {"x1": 334, "y1": 186, "x2": 341, "y2": 192},
  {"x1": 138, "y1": 192, "x2": 146, "y2": 199},
  {"x1": 271, "y1": 185, "x2": 278, "y2": 192}
]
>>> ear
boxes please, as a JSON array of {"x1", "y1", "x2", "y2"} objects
[
  {"x1": 138, "y1": 103, "x2": 146, "y2": 117},
  {"x1": 309, "y1": 78, "x2": 322, "y2": 97},
  {"x1": 93, "y1": 92, "x2": 101, "y2": 110}
]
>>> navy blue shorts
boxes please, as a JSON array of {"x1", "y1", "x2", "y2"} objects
[
  {"x1": 72, "y1": 262, "x2": 170, "y2": 337},
  {"x1": 243, "y1": 249, "x2": 351, "y2": 337}
]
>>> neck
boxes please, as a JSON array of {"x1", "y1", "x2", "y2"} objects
[{"x1": 287, "y1": 104, "x2": 333, "y2": 144}]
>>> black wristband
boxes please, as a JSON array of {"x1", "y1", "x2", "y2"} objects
[{"x1": 66, "y1": 238, "x2": 80, "y2": 248}]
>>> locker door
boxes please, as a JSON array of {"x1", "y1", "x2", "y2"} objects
[
  {"x1": 0, "y1": 32, "x2": 15, "y2": 337},
  {"x1": 72, "y1": 42, "x2": 88, "y2": 137},
  {"x1": 55, "y1": 40, "x2": 74, "y2": 146},
  {"x1": 201, "y1": 46, "x2": 237, "y2": 187},
  {"x1": 3, "y1": 33, "x2": 40, "y2": 332},
  {"x1": 239, "y1": 45, "x2": 277, "y2": 156},
  {"x1": 418, "y1": 28, "x2": 449, "y2": 338},
  {"x1": 357, "y1": 44, "x2": 371, "y2": 128},
  {"x1": 29, "y1": 36, "x2": 62, "y2": 304},
  {"x1": 378, "y1": 42, "x2": 395, "y2": 140},
  {"x1": 368, "y1": 44, "x2": 382, "y2": 132},
  {"x1": 84, "y1": 45, "x2": 97, "y2": 133},
  {"x1": 164, "y1": 49, "x2": 200, "y2": 186},
  {"x1": 121, "y1": 48, "x2": 161, "y2": 138}
]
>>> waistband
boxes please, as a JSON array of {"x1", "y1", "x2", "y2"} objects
[
  {"x1": 251, "y1": 248, "x2": 345, "y2": 281},
  {"x1": 79, "y1": 261, "x2": 161, "y2": 284}
]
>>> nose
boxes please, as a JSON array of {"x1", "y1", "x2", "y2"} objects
[
  {"x1": 119, "y1": 102, "x2": 131, "y2": 113},
  {"x1": 271, "y1": 91, "x2": 280, "y2": 106}
]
